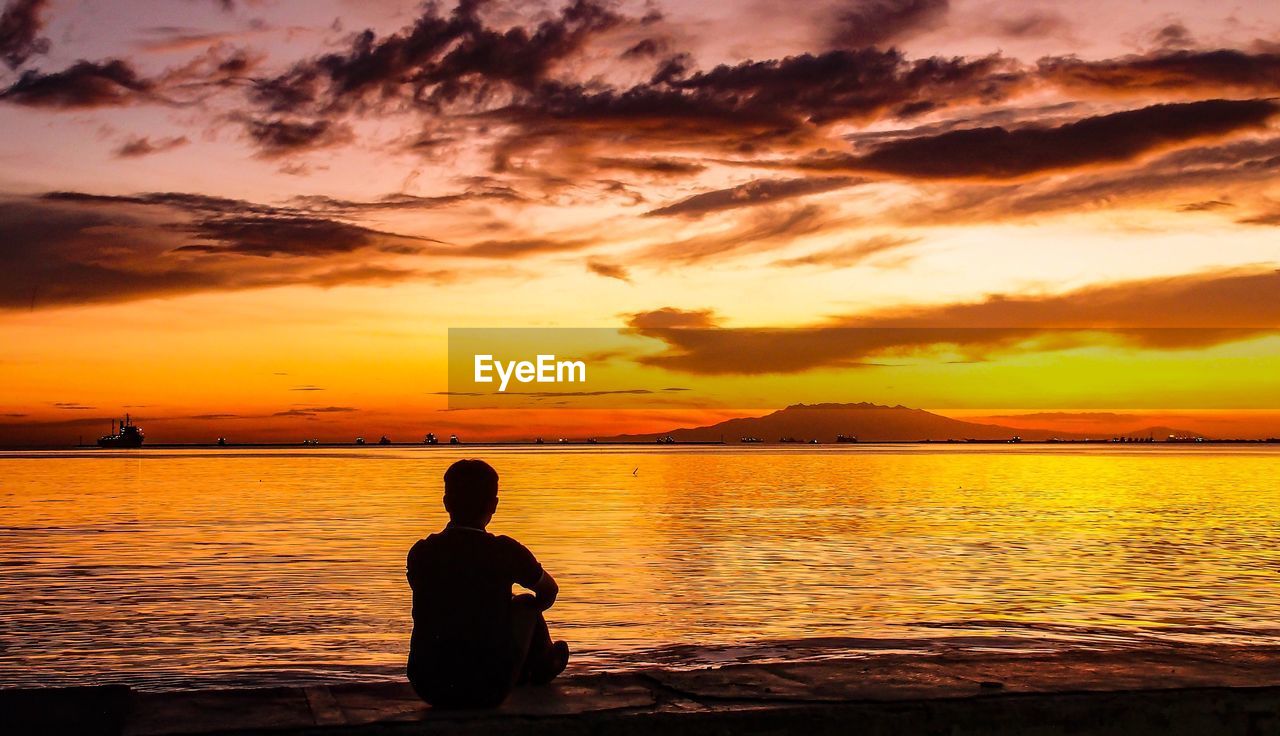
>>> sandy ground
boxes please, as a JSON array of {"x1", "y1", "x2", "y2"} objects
[{"x1": 6, "y1": 643, "x2": 1280, "y2": 735}]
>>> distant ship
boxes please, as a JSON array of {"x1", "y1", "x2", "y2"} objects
[
  {"x1": 449, "y1": 434, "x2": 461, "y2": 444},
  {"x1": 425, "y1": 433, "x2": 438, "y2": 445},
  {"x1": 835, "y1": 434, "x2": 858, "y2": 443},
  {"x1": 98, "y1": 414, "x2": 144, "y2": 448},
  {"x1": 379, "y1": 435, "x2": 391, "y2": 445}
]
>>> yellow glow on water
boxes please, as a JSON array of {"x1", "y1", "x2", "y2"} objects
[{"x1": 2, "y1": 445, "x2": 1279, "y2": 690}]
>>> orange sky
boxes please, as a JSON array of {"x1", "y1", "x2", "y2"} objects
[{"x1": 1, "y1": 0, "x2": 1279, "y2": 445}]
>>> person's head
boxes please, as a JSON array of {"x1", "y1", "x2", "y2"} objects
[{"x1": 443, "y1": 459, "x2": 499, "y2": 527}]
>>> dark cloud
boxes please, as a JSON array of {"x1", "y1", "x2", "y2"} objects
[
  {"x1": 0, "y1": 59, "x2": 155, "y2": 108},
  {"x1": 993, "y1": 11, "x2": 1069, "y2": 39},
  {"x1": 625, "y1": 269, "x2": 1280, "y2": 375},
  {"x1": 1177, "y1": 200, "x2": 1233, "y2": 212},
  {"x1": 645, "y1": 177, "x2": 858, "y2": 217},
  {"x1": 468, "y1": 45, "x2": 1280, "y2": 174},
  {"x1": 114, "y1": 135, "x2": 189, "y2": 158},
  {"x1": 302, "y1": 264, "x2": 432, "y2": 286},
  {"x1": 892, "y1": 135, "x2": 1280, "y2": 224},
  {"x1": 856, "y1": 269, "x2": 1280, "y2": 329},
  {"x1": 826, "y1": 0, "x2": 949, "y2": 49},
  {"x1": 502, "y1": 44, "x2": 1014, "y2": 161},
  {"x1": 1152, "y1": 23, "x2": 1195, "y2": 51},
  {"x1": 288, "y1": 186, "x2": 524, "y2": 214},
  {"x1": 1238, "y1": 209, "x2": 1280, "y2": 226},
  {"x1": 0, "y1": 193, "x2": 448, "y2": 310},
  {"x1": 0, "y1": 0, "x2": 49, "y2": 69},
  {"x1": 447, "y1": 237, "x2": 592, "y2": 258},
  {"x1": 172, "y1": 215, "x2": 440, "y2": 257},
  {"x1": 52, "y1": 402, "x2": 94, "y2": 410},
  {"x1": 135, "y1": 26, "x2": 238, "y2": 53},
  {"x1": 43, "y1": 190, "x2": 282, "y2": 216},
  {"x1": 31, "y1": 187, "x2": 574, "y2": 270},
  {"x1": 594, "y1": 157, "x2": 706, "y2": 176},
  {"x1": 250, "y1": 0, "x2": 623, "y2": 115},
  {"x1": 1039, "y1": 49, "x2": 1280, "y2": 96},
  {"x1": 654, "y1": 47, "x2": 1019, "y2": 127},
  {"x1": 242, "y1": 118, "x2": 354, "y2": 157},
  {"x1": 251, "y1": 5, "x2": 1022, "y2": 166},
  {"x1": 587, "y1": 259, "x2": 630, "y2": 282},
  {"x1": 621, "y1": 37, "x2": 663, "y2": 59},
  {"x1": 272, "y1": 406, "x2": 357, "y2": 417},
  {"x1": 774, "y1": 234, "x2": 918, "y2": 268},
  {"x1": 794, "y1": 99, "x2": 1278, "y2": 180},
  {"x1": 625, "y1": 307, "x2": 720, "y2": 329}
]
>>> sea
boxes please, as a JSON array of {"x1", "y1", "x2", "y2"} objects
[{"x1": 2, "y1": 444, "x2": 1278, "y2": 691}]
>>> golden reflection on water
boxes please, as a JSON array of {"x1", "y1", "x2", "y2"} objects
[{"x1": 1, "y1": 445, "x2": 1278, "y2": 690}]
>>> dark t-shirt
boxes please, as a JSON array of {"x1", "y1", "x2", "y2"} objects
[{"x1": 405, "y1": 524, "x2": 543, "y2": 692}]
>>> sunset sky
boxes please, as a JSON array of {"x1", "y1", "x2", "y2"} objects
[{"x1": 1, "y1": 0, "x2": 1279, "y2": 444}]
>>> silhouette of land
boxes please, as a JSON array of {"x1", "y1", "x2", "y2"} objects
[
  {"x1": 8, "y1": 402, "x2": 1279, "y2": 450},
  {"x1": 603, "y1": 402, "x2": 1213, "y2": 444}
]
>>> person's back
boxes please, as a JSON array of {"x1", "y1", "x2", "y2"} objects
[{"x1": 406, "y1": 459, "x2": 568, "y2": 708}]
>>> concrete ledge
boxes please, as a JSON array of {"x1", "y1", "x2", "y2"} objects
[{"x1": 6, "y1": 644, "x2": 1280, "y2": 735}]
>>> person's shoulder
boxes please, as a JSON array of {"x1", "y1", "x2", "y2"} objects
[
  {"x1": 407, "y1": 533, "x2": 443, "y2": 561},
  {"x1": 492, "y1": 534, "x2": 543, "y2": 584},
  {"x1": 493, "y1": 533, "x2": 526, "y2": 548},
  {"x1": 493, "y1": 534, "x2": 536, "y2": 557}
]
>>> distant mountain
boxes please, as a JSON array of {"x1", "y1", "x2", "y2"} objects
[{"x1": 604, "y1": 402, "x2": 1204, "y2": 443}]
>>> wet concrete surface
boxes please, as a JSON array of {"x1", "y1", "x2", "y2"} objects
[{"x1": 6, "y1": 643, "x2": 1280, "y2": 735}]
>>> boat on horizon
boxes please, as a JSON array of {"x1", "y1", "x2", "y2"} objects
[{"x1": 97, "y1": 414, "x2": 144, "y2": 448}]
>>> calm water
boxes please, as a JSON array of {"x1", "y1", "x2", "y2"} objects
[{"x1": 2, "y1": 445, "x2": 1279, "y2": 691}]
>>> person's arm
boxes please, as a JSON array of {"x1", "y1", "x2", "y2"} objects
[
  {"x1": 530, "y1": 569, "x2": 559, "y2": 611},
  {"x1": 502, "y1": 535, "x2": 558, "y2": 609}
]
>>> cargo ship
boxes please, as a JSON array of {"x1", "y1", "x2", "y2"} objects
[{"x1": 98, "y1": 414, "x2": 144, "y2": 448}]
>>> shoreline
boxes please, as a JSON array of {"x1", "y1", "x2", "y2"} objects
[
  {"x1": 7, "y1": 643, "x2": 1280, "y2": 735},
  {"x1": 2, "y1": 438, "x2": 1278, "y2": 451}
]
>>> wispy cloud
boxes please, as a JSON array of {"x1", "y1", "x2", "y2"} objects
[{"x1": 774, "y1": 235, "x2": 918, "y2": 268}]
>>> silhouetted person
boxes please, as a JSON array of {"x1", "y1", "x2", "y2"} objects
[{"x1": 406, "y1": 459, "x2": 569, "y2": 708}]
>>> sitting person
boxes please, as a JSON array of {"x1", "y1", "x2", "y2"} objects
[{"x1": 406, "y1": 459, "x2": 569, "y2": 708}]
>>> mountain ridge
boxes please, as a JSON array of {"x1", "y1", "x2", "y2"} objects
[{"x1": 604, "y1": 402, "x2": 1201, "y2": 443}]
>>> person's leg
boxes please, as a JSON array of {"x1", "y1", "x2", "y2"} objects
[{"x1": 508, "y1": 594, "x2": 569, "y2": 686}]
